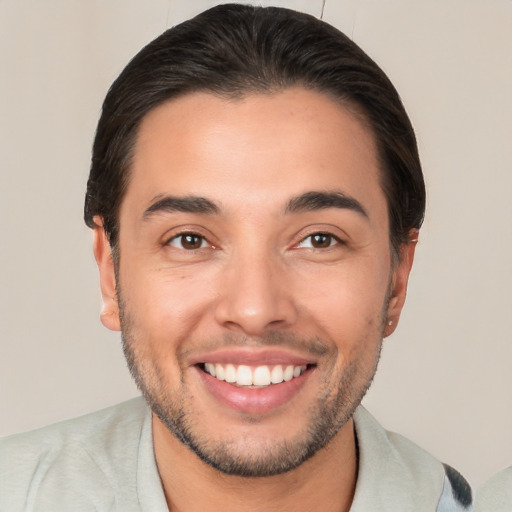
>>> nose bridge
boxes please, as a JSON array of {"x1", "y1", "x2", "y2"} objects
[{"x1": 214, "y1": 239, "x2": 296, "y2": 335}]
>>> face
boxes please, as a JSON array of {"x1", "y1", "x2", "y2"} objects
[{"x1": 94, "y1": 88, "x2": 415, "y2": 477}]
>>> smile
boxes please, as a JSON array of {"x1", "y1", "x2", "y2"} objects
[{"x1": 202, "y1": 363, "x2": 308, "y2": 387}]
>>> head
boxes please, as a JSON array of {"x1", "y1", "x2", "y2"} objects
[
  {"x1": 84, "y1": 3, "x2": 424, "y2": 257},
  {"x1": 86, "y1": 4, "x2": 424, "y2": 478}
]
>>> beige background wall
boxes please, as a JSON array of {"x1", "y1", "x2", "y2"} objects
[{"x1": 1, "y1": 0, "x2": 511, "y2": 487}]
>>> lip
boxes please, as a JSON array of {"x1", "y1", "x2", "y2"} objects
[
  {"x1": 189, "y1": 348, "x2": 315, "y2": 367},
  {"x1": 195, "y1": 364, "x2": 314, "y2": 414}
]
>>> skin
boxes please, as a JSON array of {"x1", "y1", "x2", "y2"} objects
[{"x1": 93, "y1": 88, "x2": 416, "y2": 512}]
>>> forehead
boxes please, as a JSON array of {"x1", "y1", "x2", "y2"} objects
[{"x1": 123, "y1": 88, "x2": 386, "y2": 223}]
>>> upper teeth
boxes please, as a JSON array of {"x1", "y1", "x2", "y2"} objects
[{"x1": 204, "y1": 363, "x2": 306, "y2": 387}]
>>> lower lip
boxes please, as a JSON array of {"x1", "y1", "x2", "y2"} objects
[{"x1": 196, "y1": 366, "x2": 312, "y2": 415}]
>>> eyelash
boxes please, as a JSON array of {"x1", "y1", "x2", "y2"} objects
[
  {"x1": 296, "y1": 232, "x2": 343, "y2": 250},
  {"x1": 166, "y1": 232, "x2": 211, "y2": 250},
  {"x1": 165, "y1": 231, "x2": 344, "y2": 252}
]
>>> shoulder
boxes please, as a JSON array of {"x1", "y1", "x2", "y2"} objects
[
  {"x1": 0, "y1": 397, "x2": 149, "y2": 512},
  {"x1": 0, "y1": 396, "x2": 148, "y2": 462},
  {"x1": 476, "y1": 466, "x2": 512, "y2": 512},
  {"x1": 351, "y1": 406, "x2": 473, "y2": 512}
]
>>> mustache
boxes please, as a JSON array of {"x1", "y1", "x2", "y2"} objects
[{"x1": 179, "y1": 331, "x2": 332, "y2": 359}]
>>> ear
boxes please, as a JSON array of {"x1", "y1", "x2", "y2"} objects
[
  {"x1": 93, "y1": 216, "x2": 121, "y2": 332},
  {"x1": 384, "y1": 229, "x2": 418, "y2": 338}
]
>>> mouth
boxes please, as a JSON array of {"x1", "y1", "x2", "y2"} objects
[
  {"x1": 195, "y1": 358, "x2": 317, "y2": 414},
  {"x1": 200, "y1": 362, "x2": 311, "y2": 388},
  {"x1": 189, "y1": 347, "x2": 319, "y2": 414}
]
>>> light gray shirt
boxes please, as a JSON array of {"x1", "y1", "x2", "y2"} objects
[
  {"x1": 475, "y1": 466, "x2": 512, "y2": 511},
  {"x1": 0, "y1": 397, "x2": 473, "y2": 511}
]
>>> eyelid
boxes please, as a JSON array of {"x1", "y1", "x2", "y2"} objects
[
  {"x1": 163, "y1": 226, "x2": 217, "y2": 250},
  {"x1": 167, "y1": 232, "x2": 210, "y2": 249},
  {"x1": 296, "y1": 232, "x2": 343, "y2": 249},
  {"x1": 292, "y1": 224, "x2": 348, "y2": 248}
]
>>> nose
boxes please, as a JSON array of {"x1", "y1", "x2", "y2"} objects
[{"x1": 213, "y1": 247, "x2": 298, "y2": 336}]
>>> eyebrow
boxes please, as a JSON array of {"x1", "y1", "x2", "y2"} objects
[
  {"x1": 142, "y1": 190, "x2": 368, "y2": 220},
  {"x1": 143, "y1": 195, "x2": 220, "y2": 219},
  {"x1": 284, "y1": 191, "x2": 368, "y2": 218}
]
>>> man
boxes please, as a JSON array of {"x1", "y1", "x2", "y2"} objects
[{"x1": 0, "y1": 4, "x2": 473, "y2": 511}]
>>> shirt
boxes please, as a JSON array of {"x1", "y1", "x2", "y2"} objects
[
  {"x1": 475, "y1": 466, "x2": 512, "y2": 512},
  {"x1": 0, "y1": 397, "x2": 473, "y2": 511}
]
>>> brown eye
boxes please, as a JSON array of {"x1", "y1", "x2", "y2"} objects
[
  {"x1": 169, "y1": 233, "x2": 207, "y2": 250},
  {"x1": 311, "y1": 233, "x2": 332, "y2": 248},
  {"x1": 297, "y1": 232, "x2": 339, "y2": 249}
]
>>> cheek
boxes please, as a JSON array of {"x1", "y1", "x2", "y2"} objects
[
  {"x1": 119, "y1": 263, "x2": 217, "y2": 342},
  {"x1": 293, "y1": 259, "x2": 390, "y2": 339}
]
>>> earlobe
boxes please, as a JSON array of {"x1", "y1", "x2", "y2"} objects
[
  {"x1": 93, "y1": 216, "x2": 121, "y2": 332},
  {"x1": 384, "y1": 229, "x2": 418, "y2": 338}
]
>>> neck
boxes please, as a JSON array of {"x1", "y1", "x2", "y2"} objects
[{"x1": 152, "y1": 415, "x2": 358, "y2": 512}]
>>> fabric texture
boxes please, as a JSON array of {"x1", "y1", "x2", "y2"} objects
[
  {"x1": 0, "y1": 397, "x2": 473, "y2": 511},
  {"x1": 475, "y1": 466, "x2": 512, "y2": 512},
  {"x1": 0, "y1": 398, "x2": 167, "y2": 512},
  {"x1": 350, "y1": 407, "x2": 473, "y2": 512}
]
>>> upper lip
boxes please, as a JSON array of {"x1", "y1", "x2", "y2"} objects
[{"x1": 188, "y1": 348, "x2": 317, "y2": 367}]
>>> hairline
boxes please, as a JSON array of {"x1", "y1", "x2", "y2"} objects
[{"x1": 106, "y1": 85, "x2": 402, "y2": 267}]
